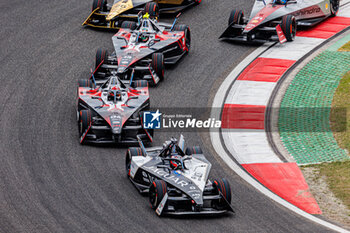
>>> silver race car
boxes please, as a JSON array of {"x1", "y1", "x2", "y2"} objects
[{"x1": 126, "y1": 135, "x2": 234, "y2": 216}]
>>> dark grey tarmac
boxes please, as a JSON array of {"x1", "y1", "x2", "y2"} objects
[{"x1": 0, "y1": 0, "x2": 332, "y2": 232}]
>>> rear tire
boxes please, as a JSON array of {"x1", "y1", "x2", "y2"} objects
[
  {"x1": 213, "y1": 178, "x2": 232, "y2": 204},
  {"x1": 120, "y1": 21, "x2": 137, "y2": 30},
  {"x1": 173, "y1": 24, "x2": 191, "y2": 52},
  {"x1": 149, "y1": 179, "x2": 167, "y2": 209},
  {"x1": 144, "y1": 2, "x2": 159, "y2": 19},
  {"x1": 151, "y1": 53, "x2": 165, "y2": 81},
  {"x1": 228, "y1": 10, "x2": 244, "y2": 26},
  {"x1": 281, "y1": 15, "x2": 296, "y2": 42},
  {"x1": 79, "y1": 110, "x2": 92, "y2": 139},
  {"x1": 92, "y1": 0, "x2": 106, "y2": 12},
  {"x1": 126, "y1": 147, "x2": 144, "y2": 176},
  {"x1": 330, "y1": 0, "x2": 339, "y2": 16},
  {"x1": 95, "y1": 48, "x2": 108, "y2": 69},
  {"x1": 185, "y1": 146, "x2": 203, "y2": 155}
]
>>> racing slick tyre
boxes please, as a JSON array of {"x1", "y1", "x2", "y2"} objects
[
  {"x1": 95, "y1": 48, "x2": 108, "y2": 69},
  {"x1": 92, "y1": 0, "x2": 107, "y2": 12},
  {"x1": 281, "y1": 15, "x2": 296, "y2": 42},
  {"x1": 126, "y1": 147, "x2": 145, "y2": 176},
  {"x1": 144, "y1": 2, "x2": 159, "y2": 19},
  {"x1": 173, "y1": 24, "x2": 191, "y2": 52},
  {"x1": 330, "y1": 0, "x2": 340, "y2": 16},
  {"x1": 132, "y1": 80, "x2": 148, "y2": 88},
  {"x1": 78, "y1": 79, "x2": 93, "y2": 88},
  {"x1": 228, "y1": 10, "x2": 244, "y2": 26},
  {"x1": 79, "y1": 110, "x2": 92, "y2": 142},
  {"x1": 151, "y1": 53, "x2": 165, "y2": 82},
  {"x1": 185, "y1": 146, "x2": 203, "y2": 155},
  {"x1": 213, "y1": 178, "x2": 232, "y2": 204},
  {"x1": 120, "y1": 21, "x2": 137, "y2": 30},
  {"x1": 149, "y1": 179, "x2": 167, "y2": 209}
]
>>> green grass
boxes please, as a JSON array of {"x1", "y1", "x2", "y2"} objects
[
  {"x1": 322, "y1": 71, "x2": 350, "y2": 211},
  {"x1": 330, "y1": 71, "x2": 350, "y2": 151},
  {"x1": 339, "y1": 41, "x2": 350, "y2": 51},
  {"x1": 312, "y1": 161, "x2": 350, "y2": 210}
]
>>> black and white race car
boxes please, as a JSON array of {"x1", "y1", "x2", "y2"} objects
[
  {"x1": 125, "y1": 135, "x2": 234, "y2": 216},
  {"x1": 220, "y1": 0, "x2": 340, "y2": 43},
  {"x1": 77, "y1": 74, "x2": 152, "y2": 145},
  {"x1": 94, "y1": 10, "x2": 190, "y2": 86}
]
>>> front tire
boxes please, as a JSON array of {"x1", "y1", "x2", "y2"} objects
[
  {"x1": 92, "y1": 0, "x2": 107, "y2": 12},
  {"x1": 95, "y1": 48, "x2": 108, "y2": 70},
  {"x1": 79, "y1": 110, "x2": 92, "y2": 142},
  {"x1": 185, "y1": 146, "x2": 203, "y2": 155},
  {"x1": 126, "y1": 147, "x2": 144, "y2": 176},
  {"x1": 281, "y1": 15, "x2": 296, "y2": 42},
  {"x1": 149, "y1": 179, "x2": 167, "y2": 209},
  {"x1": 228, "y1": 10, "x2": 244, "y2": 26},
  {"x1": 330, "y1": 0, "x2": 339, "y2": 16},
  {"x1": 173, "y1": 24, "x2": 191, "y2": 52},
  {"x1": 213, "y1": 178, "x2": 232, "y2": 204},
  {"x1": 151, "y1": 53, "x2": 165, "y2": 81}
]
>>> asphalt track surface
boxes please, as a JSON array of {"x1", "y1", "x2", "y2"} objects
[{"x1": 0, "y1": 0, "x2": 334, "y2": 232}]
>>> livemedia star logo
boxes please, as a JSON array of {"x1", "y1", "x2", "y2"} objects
[{"x1": 143, "y1": 110, "x2": 162, "y2": 129}]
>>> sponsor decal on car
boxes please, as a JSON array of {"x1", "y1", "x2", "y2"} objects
[{"x1": 144, "y1": 165, "x2": 189, "y2": 187}]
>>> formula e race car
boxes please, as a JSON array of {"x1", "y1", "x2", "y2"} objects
[
  {"x1": 126, "y1": 135, "x2": 234, "y2": 216},
  {"x1": 94, "y1": 12, "x2": 190, "y2": 86},
  {"x1": 77, "y1": 73, "x2": 153, "y2": 145},
  {"x1": 220, "y1": 0, "x2": 339, "y2": 43},
  {"x1": 83, "y1": 0, "x2": 201, "y2": 30}
]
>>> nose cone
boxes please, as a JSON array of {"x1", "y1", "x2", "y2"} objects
[
  {"x1": 244, "y1": 17, "x2": 264, "y2": 33},
  {"x1": 117, "y1": 66, "x2": 127, "y2": 74},
  {"x1": 110, "y1": 115, "x2": 122, "y2": 134},
  {"x1": 118, "y1": 54, "x2": 134, "y2": 74}
]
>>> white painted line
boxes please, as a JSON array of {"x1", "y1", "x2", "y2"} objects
[
  {"x1": 225, "y1": 80, "x2": 276, "y2": 106},
  {"x1": 261, "y1": 37, "x2": 325, "y2": 61},
  {"x1": 222, "y1": 129, "x2": 282, "y2": 164},
  {"x1": 338, "y1": 4, "x2": 350, "y2": 17},
  {"x1": 340, "y1": 0, "x2": 350, "y2": 5}
]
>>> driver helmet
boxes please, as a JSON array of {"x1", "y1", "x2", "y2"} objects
[
  {"x1": 169, "y1": 155, "x2": 181, "y2": 170},
  {"x1": 139, "y1": 33, "x2": 149, "y2": 43},
  {"x1": 276, "y1": 0, "x2": 288, "y2": 4}
]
